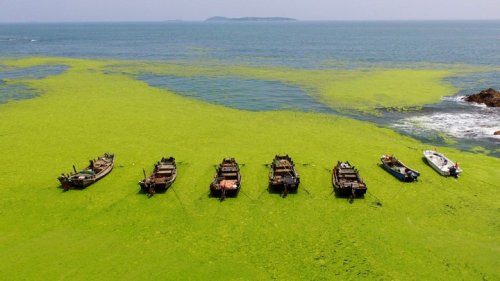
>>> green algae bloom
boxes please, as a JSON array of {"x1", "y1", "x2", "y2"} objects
[{"x1": 0, "y1": 58, "x2": 498, "y2": 280}]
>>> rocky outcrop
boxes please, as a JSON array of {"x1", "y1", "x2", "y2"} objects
[
  {"x1": 464, "y1": 88, "x2": 500, "y2": 107},
  {"x1": 494, "y1": 131, "x2": 500, "y2": 135}
]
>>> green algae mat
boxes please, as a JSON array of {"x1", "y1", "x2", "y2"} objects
[{"x1": 0, "y1": 58, "x2": 498, "y2": 280}]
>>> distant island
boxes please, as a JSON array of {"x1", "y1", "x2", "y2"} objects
[{"x1": 205, "y1": 16, "x2": 297, "y2": 22}]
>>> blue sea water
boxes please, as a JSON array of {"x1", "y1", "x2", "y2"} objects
[
  {"x1": 139, "y1": 73, "x2": 334, "y2": 112},
  {"x1": 0, "y1": 21, "x2": 499, "y2": 155},
  {"x1": 1, "y1": 21, "x2": 500, "y2": 67},
  {"x1": 0, "y1": 65, "x2": 67, "y2": 103}
]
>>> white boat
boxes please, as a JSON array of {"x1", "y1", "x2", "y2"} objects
[{"x1": 423, "y1": 150, "x2": 462, "y2": 177}]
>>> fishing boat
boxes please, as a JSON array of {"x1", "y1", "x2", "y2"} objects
[
  {"x1": 423, "y1": 150, "x2": 462, "y2": 177},
  {"x1": 332, "y1": 161, "x2": 367, "y2": 197},
  {"x1": 139, "y1": 156, "x2": 177, "y2": 195},
  {"x1": 268, "y1": 155, "x2": 300, "y2": 195},
  {"x1": 380, "y1": 155, "x2": 420, "y2": 182},
  {"x1": 58, "y1": 153, "x2": 114, "y2": 190},
  {"x1": 210, "y1": 158, "x2": 241, "y2": 200}
]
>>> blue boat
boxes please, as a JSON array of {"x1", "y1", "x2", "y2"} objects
[{"x1": 380, "y1": 155, "x2": 420, "y2": 182}]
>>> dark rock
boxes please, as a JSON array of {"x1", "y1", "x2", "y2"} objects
[
  {"x1": 494, "y1": 131, "x2": 500, "y2": 135},
  {"x1": 464, "y1": 88, "x2": 500, "y2": 107}
]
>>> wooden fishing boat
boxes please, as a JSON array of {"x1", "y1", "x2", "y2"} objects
[
  {"x1": 268, "y1": 155, "x2": 300, "y2": 195},
  {"x1": 139, "y1": 156, "x2": 177, "y2": 195},
  {"x1": 380, "y1": 154, "x2": 420, "y2": 182},
  {"x1": 210, "y1": 158, "x2": 241, "y2": 200},
  {"x1": 58, "y1": 153, "x2": 114, "y2": 190},
  {"x1": 332, "y1": 161, "x2": 367, "y2": 197},
  {"x1": 423, "y1": 150, "x2": 462, "y2": 177}
]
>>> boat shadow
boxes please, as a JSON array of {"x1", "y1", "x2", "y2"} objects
[
  {"x1": 267, "y1": 185, "x2": 298, "y2": 198},
  {"x1": 57, "y1": 185, "x2": 87, "y2": 192},
  {"x1": 136, "y1": 186, "x2": 171, "y2": 198},
  {"x1": 421, "y1": 156, "x2": 441, "y2": 176},
  {"x1": 207, "y1": 188, "x2": 241, "y2": 201},
  {"x1": 376, "y1": 162, "x2": 394, "y2": 178},
  {"x1": 333, "y1": 192, "x2": 365, "y2": 204},
  {"x1": 421, "y1": 156, "x2": 429, "y2": 165}
]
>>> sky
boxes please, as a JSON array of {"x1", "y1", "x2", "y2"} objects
[{"x1": 0, "y1": 0, "x2": 499, "y2": 22}]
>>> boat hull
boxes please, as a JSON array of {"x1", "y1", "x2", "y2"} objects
[
  {"x1": 333, "y1": 185, "x2": 367, "y2": 197},
  {"x1": 139, "y1": 177, "x2": 175, "y2": 193},
  {"x1": 268, "y1": 155, "x2": 300, "y2": 193},
  {"x1": 210, "y1": 158, "x2": 242, "y2": 199},
  {"x1": 423, "y1": 150, "x2": 461, "y2": 177},
  {"x1": 332, "y1": 161, "x2": 367, "y2": 197},
  {"x1": 268, "y1": 178, "x2": 300, "y2": 191},
  {"x1": 58, "y1": 153, "x2": 114, "y2": 190},
  {"x1": 139, "y1": 157, "x2": 177, "y2": 195},
  {"x1": 210, "y1": 183, "x2": 241, "y2": 197},
  {"x1": 380, "y1": 155, "x2": 420, "y2": 182}
]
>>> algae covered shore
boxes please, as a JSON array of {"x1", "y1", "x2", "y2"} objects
[{"x1": 0, "y1": 57, "x2": 498, "y2": 280}]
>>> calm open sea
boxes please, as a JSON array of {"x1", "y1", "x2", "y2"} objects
[{"x1": 0, "y1": 21, "x2": 499, "y2": 155}]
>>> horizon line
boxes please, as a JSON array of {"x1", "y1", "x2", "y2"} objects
[{"x1": 1, "y1": 19, "x2": 500, "y2": 24}]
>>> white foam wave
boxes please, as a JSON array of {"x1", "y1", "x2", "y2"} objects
[
  {"x1": 1, "y1": 38, "x2": 38, "y2": 43},
  {"x1": 442, "y1": 95, "x2": 488, "y2": 108},
  {"x1": 394, "y1": 112, "x2": 500, "y2": 139},
  {"x1": 442, "y1": 96, "x2": 465, "y2": 103}
]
